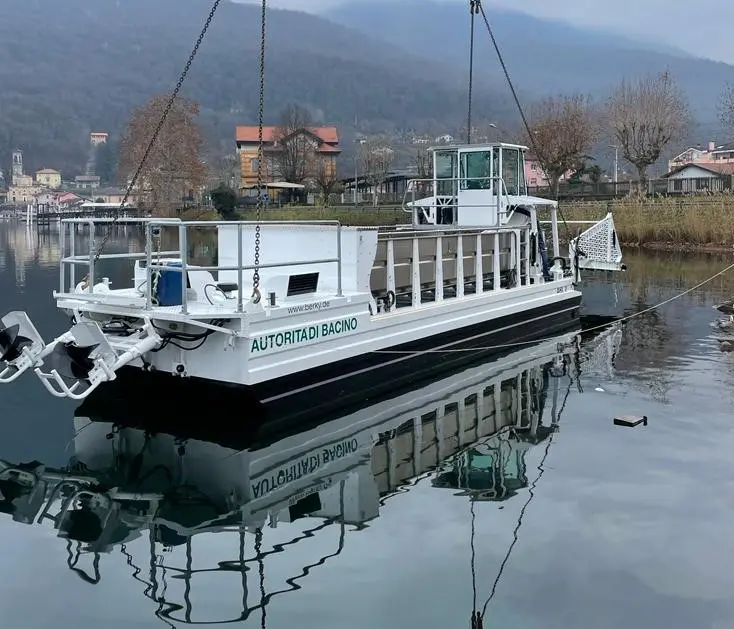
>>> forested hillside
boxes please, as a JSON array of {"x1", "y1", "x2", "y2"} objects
[{"x1": 0, "y1": 0, "x2": 507, "y2": 176}]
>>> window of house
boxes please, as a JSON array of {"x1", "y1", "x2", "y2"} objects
[
  {"x1": 673, "y1": 179, "x2": 683, "y2": 192},
  {"x1": 251, "y1": 159, "x2": 259, "y2": 173}
]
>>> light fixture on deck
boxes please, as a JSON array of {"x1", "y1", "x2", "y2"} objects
[{"x1": 0, "y1": 324, "x2": 33, "y2": 363}]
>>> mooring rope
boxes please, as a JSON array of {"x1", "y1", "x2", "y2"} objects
[{"x1": 373, "y1": 262, "x2": 734, "y2": 355}]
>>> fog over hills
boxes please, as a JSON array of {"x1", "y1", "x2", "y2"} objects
[{"x1": 1, "y1": 0, "x2": 732, "y2": 177}]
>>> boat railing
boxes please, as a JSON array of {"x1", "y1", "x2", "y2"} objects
[
  {"x1": 401, "y1": 175, "x2": 513, "y2": 227},
  {"x1": 370, "y1": 224, "x2": 534, "y2": 311},
  {"x1": 56, "y1": 217, "x2": 344, "y2": 314}
]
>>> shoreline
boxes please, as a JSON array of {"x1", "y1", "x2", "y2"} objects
[
  {"x1": 627, "y1": 242, "x2": 734, "y2": 254},
  {"x1": 556, "y1": 239, "x2": 734, "y2": 254}
]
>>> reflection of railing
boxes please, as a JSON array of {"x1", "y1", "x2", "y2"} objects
[
  {"x1": 56, "y1": 217, "x2": 345, "y2": 314},
  {"x1": 123, "y1": 483, "x2": 349, "y2": 625}
]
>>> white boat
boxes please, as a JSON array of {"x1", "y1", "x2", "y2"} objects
[
  {"x1": 0, "y1": 142, "x2": 623, "y2": 401},
  {"x1": 0, "y1": 326, "x2": 619, "y2": 614}
]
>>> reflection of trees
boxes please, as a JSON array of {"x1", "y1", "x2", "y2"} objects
[
  {"x1": 622, "y1": 248, "x2": 734, "y2": 305},
  {"x1": 614, "y1": 289, "x2": 675, "y2": 403},
  {"x1": 593, "y1": 247, "x2": 734, "y2": 403}
]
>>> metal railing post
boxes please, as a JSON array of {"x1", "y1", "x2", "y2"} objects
[
  {"x1": 475, "y1": 233, "x2": 483, "y2": 294},
  {"x1": 435, "y1": 235, "x2": 444, "y2": 301},
  {"x1": 145, "y1": 222, "x2": 152, "y2": 310},
  {"x1": 88, "y1": 220, "x2": 96, "y2": 293},
  {"x1": 69, "y1": 223, "x2": 76, "y2": 289},
  {"x1": 336, "y1": 224, "x2": 343, "y2": 297},
  {"x1": 179, "y1": 224, "x2": 188, "y2": 315},
  {"x1": 551, "y1": 207, "x2": 560, "y2": 258},
  {"x1": 237, "y1": 224, "x2": 243, "y2": 313},
  {"x1": 59, "y1": 220, "x2": 66, "y2": 294}
]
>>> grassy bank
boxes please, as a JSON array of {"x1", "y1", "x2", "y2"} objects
[
  {"x1": 235, "y1": 206, "x2": 407, "y2": 226},
  {"x1": 557, "y1": 196, "x2": 734, "y2": 250}
]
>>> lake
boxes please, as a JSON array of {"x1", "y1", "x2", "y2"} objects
[{"x1": 2, "y1": 220, "x2": 734, "y2": 629}]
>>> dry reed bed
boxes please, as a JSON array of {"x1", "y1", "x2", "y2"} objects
[{"x1": 557, "y1": 196, "x2": 734, "y2": 247}]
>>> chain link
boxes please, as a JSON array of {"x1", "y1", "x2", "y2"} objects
[
  {"x1": 88, "y1": 0, "x2": 222, "y2": 283},
  {"x1": 252, "y1": 0, "x2": 267, "y2": 304}
]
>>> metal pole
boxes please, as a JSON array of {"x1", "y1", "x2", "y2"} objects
[
  {"x1": 237, "y1": 224, "x2": 243, "y2": 313},
  {"x1": 59, "y1": 220, "x2": 66, "y2": 293},
  {"x1": 88, "y1": 220, "x2": 96, "y2": 293},
  {"x1": 611, "y1": 145, "x2": 619, "y2": 196},
  {"x1": 145, "y1": 223, "x2": 152, "y2": 310},
  {"x1": 336, "y1": 224, "x2": 343, "y2": 297},
  {"x1": 467, "y1": 0, "x2": 478, "y2": 144},
  {"x1": 179, "y1": 224, "x2": 188, "y2": 315},
  {"x1": 354, "y1": 151, "x2": 358, "y2": 208}
]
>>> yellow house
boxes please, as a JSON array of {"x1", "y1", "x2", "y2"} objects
[
  {"x1": 35, "y1": 168, "x2": 62, "y2": 189},
  {"x1": 235, "y1": 125, "x2": 341, "y2": 188}
]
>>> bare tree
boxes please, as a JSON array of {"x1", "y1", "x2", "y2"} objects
[
  {"x1": 526, "y1": 94, "x2": 598, "y2": 198},
  {"x1": 361, "y1": 136, "x2": 394, "y2": 207},
  {"x1": 607, "y1": 71, "x2": 689, "y2": 194},
  {"x1": 409, "y1": 145, "x2": 432, "y2": 198},
  {"x1": 314, "y1": 159, "x2": 342, "y2": 206},
  {"x1": 411, "y1": 145, "x2": 431, "y2": 179},
  {"x1": 719, "y1": 84, "x2": 734, "y2": 134},
  {"x1": 118, "y1": 95, "x2": 207, "y2": 216},
  {"x1": 207, "y1": 151, "x2": 240, "y2": 189},
  {"x1": 272, "y1": 104, "x2": 316, "y2": 185}
]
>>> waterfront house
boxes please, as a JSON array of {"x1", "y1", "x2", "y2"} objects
[
  {"x1": 668, "y1": 140, "x2": 734, "y2": 172},
  {"x1": 235, "y1": 125, "x2": 341, "y2": 188},
  {"x1": 662, "y1": 162, "x2": 734, "y2": 193}
]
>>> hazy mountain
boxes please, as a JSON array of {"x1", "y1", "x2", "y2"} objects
[
  {"x1": 3, "y1": 0, "x2": 731, "y2": 181},
  {"x1": 0, "y1": 0, "x2": 508, "y2": 177},
  {"x1": 326, "y1": 0, "x2": 734, "y2": 125}
]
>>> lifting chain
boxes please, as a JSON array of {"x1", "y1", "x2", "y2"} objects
[
  {"x1": 88, "y1": 0, "x2": 223, "y2": 284},
  {"x1": 252, "y1": 0, "x2": 267, "y2": 304}
]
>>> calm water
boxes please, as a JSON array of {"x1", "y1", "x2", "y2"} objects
[{"x1": 2, "y1": 221, "x2": 734, "y2": 628}]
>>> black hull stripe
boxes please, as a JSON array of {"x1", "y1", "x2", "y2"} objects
[{"x1": 261, "y1": 298, "x2": 581, "y2": 403}]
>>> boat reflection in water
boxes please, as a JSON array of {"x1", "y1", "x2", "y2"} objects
[{"x1": 0, "y1": 325, "x2": 621, "y2": 623}]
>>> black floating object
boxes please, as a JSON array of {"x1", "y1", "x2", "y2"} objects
[
  {"x1": 0, "y1": 324, "x2": 32, "y2": 363},
  {"x1": 614, "y1": 414, "x2": 648, "y2": 428}
]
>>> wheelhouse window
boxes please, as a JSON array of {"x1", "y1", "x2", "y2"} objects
[
  {"x1": 434, "y1": 150, "x2": 458, "y2": 196},
  {"x1": 460, "y1": 150, "x2": 492, "y2": 190},
  {"x1": 501, "y1": 147, "x2": 521, "y2": 195}
]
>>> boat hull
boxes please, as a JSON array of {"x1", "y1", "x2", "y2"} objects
[{"x1": 107, "y1": 293, "x2": 582, "y2": 428}]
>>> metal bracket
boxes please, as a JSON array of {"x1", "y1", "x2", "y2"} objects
[{"x1": 33, "y1": 318, "x2": 163, "y2": 400}]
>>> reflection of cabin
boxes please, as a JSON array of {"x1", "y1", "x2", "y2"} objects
[
  {"x1": 235, "y1": 125, "x2": 341, "y2": 188},
  {"x1": 372, "y1": 364, "x2": 554, "y2": 498}
]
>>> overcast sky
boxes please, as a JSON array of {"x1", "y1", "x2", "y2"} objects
[{"x1": 256, "y1": 0, "x2": 734, "y2": 64}]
